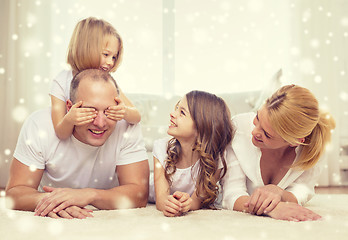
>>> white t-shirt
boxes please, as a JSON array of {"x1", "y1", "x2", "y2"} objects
[
  {"x1": 13, "y1": 108, "x2": 148, "y2": 192},
  {"x1": 221, "y1": 112, "x2": 324, "y2": 209},
  {"x1": 148, "y1": 138, "x2": 226, "y2": 203},
  {"x1": 49, "y1": 69, "x2": 74, "y2": 101}
]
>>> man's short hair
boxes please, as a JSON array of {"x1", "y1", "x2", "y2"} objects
[{"x1": 70, "y1": 69, "x2": 119, "y2": 104}]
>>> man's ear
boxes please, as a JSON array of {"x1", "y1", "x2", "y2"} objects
[{"x1": 67, "y1": 100, "x2": 73, "y2": 112}]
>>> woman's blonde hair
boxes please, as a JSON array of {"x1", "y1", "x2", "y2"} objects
[
  {"x1": 67, "y1": 17, "x2": 123, "y2": 73},
  {"x1": 265, "y1": 84, "x2": 335, "y2": 170},
  {"x1": 164, "y1": 91, "x2": 234, "y2": 208}
]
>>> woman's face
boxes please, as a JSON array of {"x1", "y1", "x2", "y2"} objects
[
  {"x1": 167, "y1": 97, "x2": 197, "y2": 143},
  {"x1": 251, "y1": 106, "x2": 290, "y2": 150}
]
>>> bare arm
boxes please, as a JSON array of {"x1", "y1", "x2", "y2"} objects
[
  {"x1": 153, "y1": 157, "x2": 171, "y2": 211},
  {"x1": 119, "y1": 89, "x2": 141, "y2": 124},
  {"x1": 91, "y1": 160, "x2": 149, "y2": 209},
  {"x1": 5, "y1": 158, "x2": 47, "y2": 211},
  {"x1": 51, "y1": 96, "x2": 96, "y2": 140},
  {"x1": 51, "y1": 95, "x2": 74, "y2": 140},
  {"x1": 35, "y1": 160, "x2": 149, "y2": 216}
]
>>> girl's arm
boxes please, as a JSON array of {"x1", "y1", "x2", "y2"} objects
[
  {"x1": 51, "y1": 96, "x2": 74, "y2": 140},
  {"x1": 175, "y1": 168, "x2": 225, "y2": 212},
  {"x1": 51, "y1": 96, "x2": 96, "y2": 140},
  {"x1": 119, "y1": 89, "x2": 141, "y2": 124},
  {"x1": 153, "y1": 157, "x2": 182, "y2": 216}
]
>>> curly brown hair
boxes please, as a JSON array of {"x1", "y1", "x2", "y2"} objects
[{"x1": 164, "y1": 91, "x2": 234, "y2": 208}]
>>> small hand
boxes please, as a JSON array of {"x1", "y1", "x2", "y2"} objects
[
  {"x1": 173, "y1": 191, "x2": 192, "y2": 213},
  {"x1": 66, "y1": 101, "x2": 97, "y2": 125},
  {"x1": 245, "y1": 184, "x2": 283, "y2": 215},
  {"x1": 162, "y1": 194, "x2": 182, "y2": 217},
  {"x1": 105, "y1": 97, "x2": 126, "y2": 121}
]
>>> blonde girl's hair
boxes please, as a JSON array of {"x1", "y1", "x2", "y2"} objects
[
  {"x1": 265, "y1": 84, "x2": 336, "y2": 170},
  {"x1": 164, "y1": 91, "x2": 234, "y2": 208},
  {"x1": 67, "y1": 17, "x2": 123, "y2": 73}
]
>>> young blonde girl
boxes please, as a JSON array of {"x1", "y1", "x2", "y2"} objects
[
  {"x1": 50, "y1": 17, "x2": 140, "y2": 140},
  {"x1": 149, "y1": 90, "x2": 234, "y2": 217}
]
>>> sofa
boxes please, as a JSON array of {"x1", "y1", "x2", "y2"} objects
[{"x1": 128, "y1": 90, "x2": 262, "y2": 171}]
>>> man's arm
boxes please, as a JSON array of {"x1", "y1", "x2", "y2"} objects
[
  {"x1": 35, "y1": 160, "x2": 149, "y2": 215},
  {"x1": 5, "y1": 158, "x2": 46, "y2": 211},
  {"x1": 91, "y1": 159, "x2": 149, "y2": 209}
]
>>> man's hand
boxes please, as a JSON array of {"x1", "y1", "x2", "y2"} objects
[
  {"x1": 34, "y1": 186, "x2": 96, "y2": 217},
  {"x1": 105, "y1": 97, "x2": 126, "y2": 121},
  {"x1": 46, "y1": 206, "x2": 93, "y2": 219},
  {"x1": 266, "y1": 201, "x2": 321, "y2": 222},
  {"x1": 245, "y1": 184, "x2": 283, "y2": 215},
  {"x1": 66, "y1": 101, "x2": 97, "y2": 125}
]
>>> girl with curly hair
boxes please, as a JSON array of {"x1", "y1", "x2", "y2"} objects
[{"x1": 149, "y1": 90, "x2": 234, "y2": 217}]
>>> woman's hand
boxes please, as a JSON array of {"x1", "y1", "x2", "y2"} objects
[
  {"x1": 266, "y1": 201, "x2": 321, "y2": 222},
  {"x1": 245, "y1": 184, "x2": 283, "y2": 215}
]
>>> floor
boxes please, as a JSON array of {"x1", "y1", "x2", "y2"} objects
[
  {"x1": 315, "y1": 186, "x2": 348, "y2": 194},
  {"x1": 1, "y1": 187, "x2": 348, "y2": 196}
]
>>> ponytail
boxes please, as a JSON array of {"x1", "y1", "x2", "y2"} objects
[{"x1": 294, "y1": 111, "x2": 336, "y2": 170}]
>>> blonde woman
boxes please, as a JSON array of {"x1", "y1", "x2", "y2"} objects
[
  {"x1": 149, "y1": 90, "x2": 234, "y2": 217},
  {"x1": 222, "y1": 85, "x2": 335, "y2": 221},
  {"x1": 50, "y1": 17, "x2": 140, "y2": 140}
]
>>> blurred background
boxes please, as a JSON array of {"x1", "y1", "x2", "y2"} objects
[{"x1": 0, "y1": 0, "x2": 347, "y2": 188}]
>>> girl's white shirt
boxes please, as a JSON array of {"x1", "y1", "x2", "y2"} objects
[{"x1": 149, "y1": 137, "x2": 226, "y2": 203}]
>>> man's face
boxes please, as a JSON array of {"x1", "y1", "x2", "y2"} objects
[{"x1": 72, "y1": 78, "x2": 118, "y2": 146}]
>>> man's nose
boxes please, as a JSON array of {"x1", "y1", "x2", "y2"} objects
[{"x1": 93, "y1": 112, "x2": 106, "y2": 128}]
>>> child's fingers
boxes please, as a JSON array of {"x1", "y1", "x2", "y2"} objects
[
  {"x1": 173, "y1": 191, "x2": 183, "y2": 200},
  {"x1": 164, "y1": 204, "x2": 180, "y2": 215},
  {"x1": 106, "y1": 114, "x2": 123, "y2": 121},
  {"x1": 75, "y1": 118, "x2": 95, "y2": 126},
  {"x1": 114, "y1": 97, "x2": 123, "y2": 105},
  {"x1": 166, "y1": 196, "x2": 182, "y2": 209},
  {"x1": 71, "y1": 101, "x2": 83, "y2": 109},
  {"x1": 180, "y1": 197, "x2": 192, "y2": 208}
]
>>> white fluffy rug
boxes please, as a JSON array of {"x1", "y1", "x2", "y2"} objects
[{"x1": 1, "y1": 194, "x2": 347, "y2": 240}]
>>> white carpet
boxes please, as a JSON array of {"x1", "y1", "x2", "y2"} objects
[{"x1": 0, "y1": 194, "x2": 347, "y2": 240}]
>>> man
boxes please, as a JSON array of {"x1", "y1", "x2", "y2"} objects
[{"x1": 5, "y1": 69, "x2": 149, "y2": 219}]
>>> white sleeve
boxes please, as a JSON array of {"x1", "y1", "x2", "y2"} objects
[
  {"x1": 117, "y1": 123, "x2": 148, "y2": 165},
  {"x1": 49, "y1": 70, "x2": 72, "y2": 102},
  {"x1": 221, "y1": 145, "x2": 249, "y2": 210},
  {"x1": 286, "y1": 159, "x2": 324, "y2": 205},
  {"x1": 13, "y1": 110, "x2": 50, "y2": 169}
]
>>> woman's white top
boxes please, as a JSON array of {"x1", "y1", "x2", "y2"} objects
[{"x1": 222, "y1": 112, "x2": 324, "y2": 209}]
